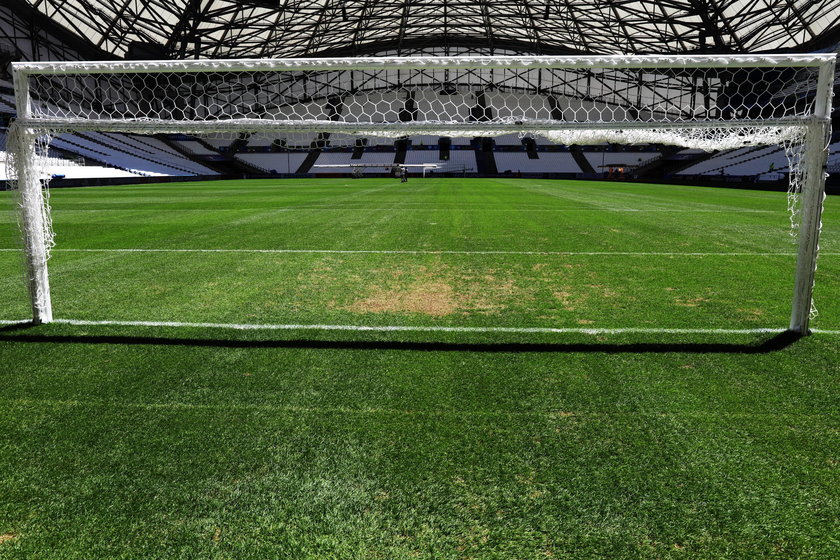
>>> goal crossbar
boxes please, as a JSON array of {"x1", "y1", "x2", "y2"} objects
[
  {"x1": 7, "y1": 54, "x2": 836, "y2": 333},
  {"x1": 14, "y1": 118, "x2": 818, "y2": 133},
  {"x1": 11, "y1": 54, "x2": 836, "y2": 74}
]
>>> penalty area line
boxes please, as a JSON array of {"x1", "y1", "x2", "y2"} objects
[{"x1": 2, "y1": 318, "x2": 839, "y2": 335}]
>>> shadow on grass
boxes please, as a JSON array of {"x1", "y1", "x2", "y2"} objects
[{"x1": 0, "y1": 323, "x2": 802, "y2": 353}]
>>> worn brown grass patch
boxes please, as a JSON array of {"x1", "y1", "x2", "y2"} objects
[
  {"x1": 345, "y1": 281, "x2": 458, "y2": 316},
  {"x1": 675, "y1": 296, "x2": 711, "y2": 308},
  {"x1": 337, "y1": 262, "x2": 532, "y2": 316},
  {"x1": 553, "y1": 286, "x2": 588, "y2": 312},
  {"x1": 737, "y1": 307, "x2": 765, "y2": 320},
  {"x1": 0, "y1": 534, "x2": 17, "y2": 545}
]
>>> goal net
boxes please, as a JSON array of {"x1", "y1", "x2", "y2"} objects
[{"x1": 5, "y1": 54, "x2": 836, "y2": 332}]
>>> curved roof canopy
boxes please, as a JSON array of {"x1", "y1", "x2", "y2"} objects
[{"x1": 21, "y1": 0, "x2": 840, "y2": 59}]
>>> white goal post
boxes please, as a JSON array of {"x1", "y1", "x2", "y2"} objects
[{"x1": 6, "y1": 54, "x2": 836, "y2": 333}]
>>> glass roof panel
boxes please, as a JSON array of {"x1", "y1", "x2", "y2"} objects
[{"x1": 20, "y1": 0, "x2": 840, "y2": 58}]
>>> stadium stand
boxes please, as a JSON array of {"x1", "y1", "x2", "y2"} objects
[
  {"x1": 410, "y1": 135, "x2": 441, "y2": 147},
  {"x1": 492, "y1": 134, "x2": 525, "y2": 146},
  {"x1": 49, "y1": 133, "x2": 217, "y2": 177},
  {"x1": 311, "y1": 151, "x2": 397, "y2": 174},
  {"x1": 203, "y1": 137, "x2": 237, "y2": 150},
  {"x1": 584, "y1": 151, "x2": 658, "y2": 172},
  {"x1": 441, "y1": 148, "x2": 478, "y2": 171},
  {"x1": 235, "y1": 153, "x2": 309, "y2": 174},
  {"x1": 0, "y1": 147, "x2": 142, "y2": 181},
  {"x1": 679, "y1": 147, "x2": 784, "y2": 177},
  {"x1": 173, "y1": 140, "x2": 218, "y2": 156},
  {"x1": 308, "y1": 151, "x2": 354, "y2": 174},
  {"x1": 495, "y1": 151, "x2": 580, "y2": 174},
  {"x1": 404, "y1": 148, "x2": 476, "y2": 172}
]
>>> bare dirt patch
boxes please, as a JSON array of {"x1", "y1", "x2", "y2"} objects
[
  {"x1": 341, "y1": 262, "x2": 523, "y2": 316},
  {"x1": 553, "y1": 286, "x2": 588, "y2": 312},
  {"x1": 674, "y1": 297, "x2": 711, "y2": 307},
  {"x1": 587, "y1": 284, "x2": 618, "y2": 298},
  {"x1": 737, "y1": 307, "x2": 765, "y2": 320},
  {"x1": 345, "y1": 281, "x2": 458, "y2": 316},
  {"x1": 0, "y1": 534, "x2": 17, "y2": 545}
]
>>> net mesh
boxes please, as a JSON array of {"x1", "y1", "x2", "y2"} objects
[
  {"x1": 23, "y1": 63, "x2": 821, "y2": 127},
  {"x1": 5, "y1": 125, "x2": 55, "y2": 255}
]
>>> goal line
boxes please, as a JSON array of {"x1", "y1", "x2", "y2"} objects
[
  {"x1": 1, "y1": 318, "x2": 839, "y2": 335},
  {"x1": 2, "y1": 248, "x2": 837, "y2": 257}
]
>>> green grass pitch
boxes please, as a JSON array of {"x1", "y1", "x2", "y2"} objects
[{"x1": 0, "y1": 178, "x2": 838, "y2": 558}]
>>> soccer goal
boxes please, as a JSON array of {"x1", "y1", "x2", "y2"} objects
[{"x1": 6, "y1": 54, "x2": 836, "y2": 333}]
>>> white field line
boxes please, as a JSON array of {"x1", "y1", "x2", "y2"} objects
[
  {"x1": 2, "y1": 248, "x2": 838, "y2": 257},
  {"x1": 1, "y1": 318, "x2": 838, "y2": 334},
  {"x1": 46, "y1": 207, "x2": 780, "y2": 213},
  {"x1": 2, "y1": 317, "x2": 839, "y2": 334}
]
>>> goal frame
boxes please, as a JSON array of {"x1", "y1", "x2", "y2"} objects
[{"x1": 8, "y1": 54, "x2": 837, "y2": 333}]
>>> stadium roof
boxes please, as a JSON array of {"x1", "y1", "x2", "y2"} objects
[{"x1": 10, "y1": 0, "x2": 840, "y2": 60}]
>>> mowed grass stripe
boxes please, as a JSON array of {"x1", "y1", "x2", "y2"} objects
[
  {"x1": 0, "y1": 395, "x2": 835, "y2": 558},
  {"x1": 4, "y1": 178, "x2": 839, "y2": 253},
  {"x1": 3, "y1": 397, "x2": 839, "y2": 419}
]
